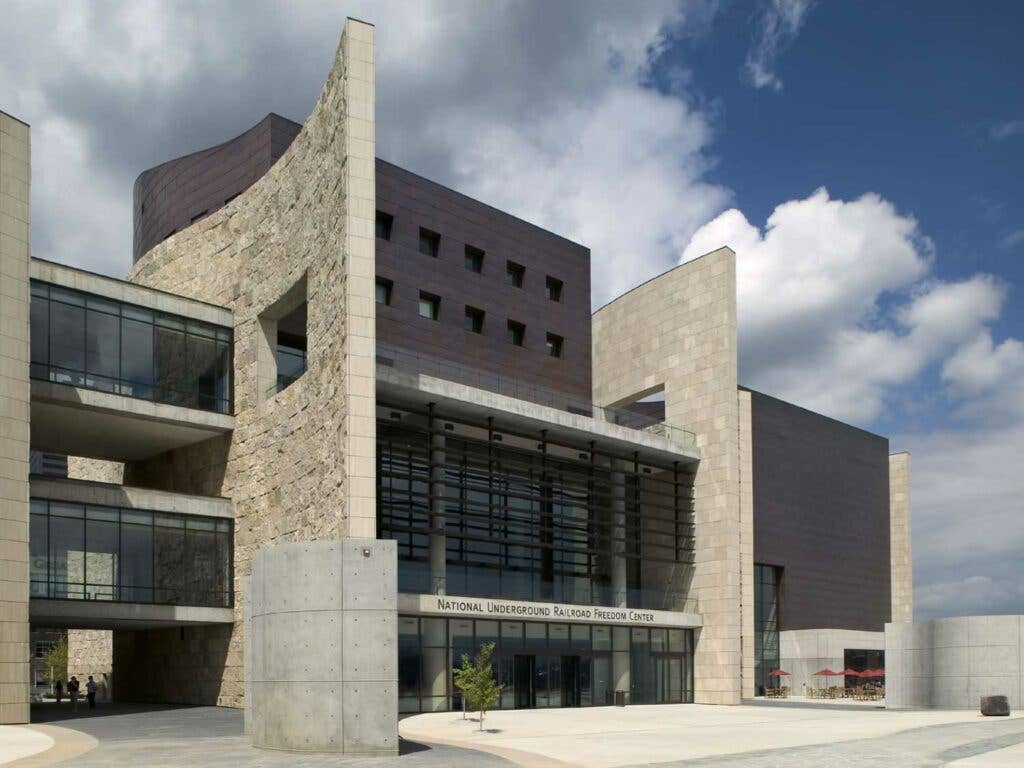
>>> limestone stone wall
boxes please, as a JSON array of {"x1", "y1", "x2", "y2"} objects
[
  {"x1": 66, "y1": 458, "x2": 124, "y2": 485},
  {"x1": 889, "y1": 452, "x2": 912, "y2": 623},
  {"x1": 67, "y1": 629, "x2": 112, "y2": 702},
  {"x1": 100, "y1": 19, "x2": 377, "y2": 708},
  {"x1": 592, "y1": 247, "x2": 742, "y2": 705},
  {"x1": 0, "y1": 110, "x2": 31, "y2": 724}
]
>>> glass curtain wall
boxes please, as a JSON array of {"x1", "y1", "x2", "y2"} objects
[
  {"x1": 398, "y1": 616, "x2": 694, "y2": 713},
  {"x1": 29, "y1": 281, "x2": 233, "y2": 414},
  {"x1": 754, "y1": 563, "x2": 781, "y2": 695},
  {"x1": 377, "y1": 405, "x2": 695, "y2": 609},
  {"x1": 29, "y1": 499, "x2": 232, "y2": 607}
]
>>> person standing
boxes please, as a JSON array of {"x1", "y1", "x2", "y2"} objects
[
  {"x1": 85, "y1": 676, "x2": 98, "y2": 710},
  {"x1": 68, "y1": 676, "x2": 80, "y2": 713},
  {"x1": 53, "y1": 679, "x2": 63, "y2": 705}
]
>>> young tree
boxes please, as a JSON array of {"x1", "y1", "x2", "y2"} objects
[
  {"x1": 453, "y1": 642, "x2": 503, "y2": 731},
  {"x1": 43, "y1": 635, "x2": 68, "y2": 686}
]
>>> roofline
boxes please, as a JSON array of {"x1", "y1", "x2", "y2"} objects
[
  {"x1": 592, "y1": 246, "x2": 735, "y2": 315},
  {"x1": 0, "y1": 109, "x2": 30, "y2": 127},
  {"x1": 375, "y1": 157, "x2": 591, "y2": 253},
  {"x1": 739, "y1": 385, "x2": 890, "y2": 443}
]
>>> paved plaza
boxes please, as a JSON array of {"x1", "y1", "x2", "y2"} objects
[{"x1": 2, "y1": 702, "x2": 1024, "y2": 767}]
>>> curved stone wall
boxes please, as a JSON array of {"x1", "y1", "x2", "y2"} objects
[{"x1": 886, "y1": 615, "x2": 1024, "y2": 709}]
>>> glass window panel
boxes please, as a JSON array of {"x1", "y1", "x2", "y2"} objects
[
  {"x1": 500, "y1": 621, "x2": 523, "y2": 649},
  {"x1": 186, "y1": 523, "x2": 218, "y2": 605},
  {"x1": 592, "y1": 625, "x2": 611, "y2": 651},
  {"x1": 30, "y1": 295, "x2": 48, "y2": 365},
  {"x1": 85, "y1": 515, "x2": 118, "y2": 600},
  {"x1": 651, "y1": 628, "x2": 668, "y2": 653},
  {"x1": 571, "y1": 624, "x2": 591, "y2": 650},
  {"x1": 49, "y1": 511, "x2": 84, "y2": 600},
  {"x1": 29, "y1": 510, "x2": 48, "y2": 597},
  {"x1": 49, "y1": 300, "x2": 85, "y2": 382},
  {"x1": 525, "y1": 622, "x2": 547, "y2": 652},
  {"x1": 189, "y1": 332, "x2": 219, "y2": 411},
  {"x1": 475, "y1": 620, "x2": 498, "y2": 645},
  {"x1": 548, "y1": 624, "x2": 569, "y2": 650},
  {"x1": 154, "y1": 324, "x2": 189, "y2": 405},
  {"x1": 153, "y1": 520, "x2": 185, "y2": 604},
  {"x1": 120, "y1": 316, "x2": 154, "y2": 399}
]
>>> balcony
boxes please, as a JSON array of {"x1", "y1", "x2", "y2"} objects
[
  {"x1": 27, "y1": 261, "x2": 235, "y2": 461},
  {"x1": 376, "y1": 342, "x2": 699, "y2": 464},
  {"x1": 28, "y1": 477, "x2": 234, "y2": 629}
]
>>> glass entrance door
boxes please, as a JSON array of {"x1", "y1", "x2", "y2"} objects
[
  {"x1": 514, "y1": 655, "x2": 535, "y2": 708},
  {"x1": 561, "y1": 655, "x2": 581, "y2": 707}
]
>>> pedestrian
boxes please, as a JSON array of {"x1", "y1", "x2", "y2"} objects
[
  {"x1": 53, "y1": 679, "x2": 63, "y2": 705},
  {"x1": 68, "y1": 676, "x2": 79, "y2": 713},
  {"x1": 86, "y1": 676, "x2": 98, "y2": 709}
]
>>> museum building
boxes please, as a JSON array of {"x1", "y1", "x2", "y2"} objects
[{"x1": 0, "y1": 18, "x2": 911, "y2": 755}]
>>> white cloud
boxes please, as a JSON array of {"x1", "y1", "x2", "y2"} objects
[
  {"x1": 991, "y1": 120, "x2": 1024, "y2": 141},
  {"x1": 1000, "y1": 229, "x2": 1024, "y2": 250},
  {"x1": 744, "y1": 0, "x2": 814, "y2": 91},
  {"x1": 681, "y1": 188, "x2": 1024, "y2": 621},
  {"x1": 0, "y1": 0, "x2": 727, "y2": 296},
  {"x1": 680, "y1": 188, "x2": 1011, "y2": 423}
]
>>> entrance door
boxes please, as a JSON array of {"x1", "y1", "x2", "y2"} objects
[
  {"x1": 514, "y1": 655, "x2": 535, "y2": 708},
  {"x1": 561, "y1": 655, "x2": 581, "y2": 707}
]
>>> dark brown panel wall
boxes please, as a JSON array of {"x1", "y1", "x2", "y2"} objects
[
  {"x1": 750, "y1": 389, "x2": 891, "y2": 632},
  {"x1": 132, "y1": 113, "x2": 301, "y2": 263},
  {"x1": 375, "y1": 160, "x2": 592, "y2": 403},
  {"x1": 133, "y1": 116, "x2": 594, "y2": 402}
]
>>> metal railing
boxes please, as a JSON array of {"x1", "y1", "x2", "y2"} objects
[
  {"x1": 30, "y1": 580, "x2": 232, "y2": 609},
  {"x1": 377, "y1": 343, "x2": 696, "y2": 449}
]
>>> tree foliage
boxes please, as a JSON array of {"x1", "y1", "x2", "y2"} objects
[
  {"x1": 453, "y1": 642, "x2": 503, "y2": 731},
  {"x1": 43, "y1": 635, "x2": 68, "y2": 686}
]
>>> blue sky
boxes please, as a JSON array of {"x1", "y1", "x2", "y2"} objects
[{"x1": 1, "y1": 0, "x2": 1021, "y2": 620}]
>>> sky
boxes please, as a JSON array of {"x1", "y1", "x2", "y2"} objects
[{"x1": 1, "y1": 0, "x2": 1021, "y2": 621}]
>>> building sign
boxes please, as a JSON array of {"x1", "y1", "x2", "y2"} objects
[{"x1": 397, "y1": 593, "x2": 701, "y2": 629}]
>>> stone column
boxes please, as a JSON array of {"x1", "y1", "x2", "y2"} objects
[
  {"x1": 428, "y1": 413, "x2": 446, "y2": 595},
  {"x1": 249, "y1": 539, "x2": 397, "y2": 755},
  {"x1": 738, "y1": 390, "x2": 755, "y2": 699},
  {"x1": 0, "y1": 110, "x2": 31, "y2": 725},
  {"x1": 889, "y1": 452, "x2": 912, "y2": 623}
]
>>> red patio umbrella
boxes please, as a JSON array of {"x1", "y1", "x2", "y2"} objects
[
  {"x1": 768, "y1": 669, "x2": 790, "y2": 676},
  {"x1": 841, "y1": 668, "x2": 863, "y2": 678},
  {"x1": 812, "y1": 668, "x2": 842, "y2": 688},
  {"x1": 862, "y1": 668, "x2": 885, "y2": 678}
]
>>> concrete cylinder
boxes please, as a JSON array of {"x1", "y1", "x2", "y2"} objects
[{"x1": 248, "y1": 539, "x2": 398, "y2": 755}]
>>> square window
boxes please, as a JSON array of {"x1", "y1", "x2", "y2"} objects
[
  {"x1": 376, "y1": 211, "x2": 393, "y2": 240},
  {"x1": 465, "y1": 245, "x2": 484, "y2": 273},
  {"x1": 506, "y1": 261, "x2": 525, "y2": 287},
  {"x1": 419, "y1": 291, "x2": 440, "y2": 321},
  {"x1": 419, "y1": 228, "x2": 440, "y2": 257},
  {"x1": 464, "y1": 306, "x2": 485, "y2": 333},
  {"x1": 546, "y1": 276, "x2": 563, "y2": 302},
  {"x1": 375, "y1": 277, "x2": 393, "y2": 306},
  {"x1": 546, "y1": 332, "x2": 563, "y2": 358},
  {"x1": 507, "y1": 320, "x2": 525, "y2": 346}
]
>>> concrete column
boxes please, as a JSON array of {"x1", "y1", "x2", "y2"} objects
[
  {"x1": 249, "y1": 539, "x2": 398, "y2": 755},
  {"x1": 0, "y1": 110, "x2": 31, "y2": 725},
  {"x1": 428, "y1": 416, "x2": 446, "y2": 595},
  {"x1": 610, "y1": 461, "x2": 627, "y2": 608},
  {"x1": 242, "y1": 574, "x2": 251, "y2": 735}
]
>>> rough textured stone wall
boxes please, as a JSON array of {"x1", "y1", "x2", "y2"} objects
[
  {"x1": 0, "y1": 110, "x2": 31, "y2": 724},
  {"x1": 889, "y1": 452, "x2": 912, "y2": 623},
  {"x1": 66, "y1": 458, "x2": 124, "y2": 485},
  {"x1": 67, "y1": 629, "x2": 112, "y2": 702},
  {"x1": 592, "y1": 247, "x2": 742, "y2": 705},
  {"x1": 99, "y1": 19, "x2": 377, "y2": 708}
]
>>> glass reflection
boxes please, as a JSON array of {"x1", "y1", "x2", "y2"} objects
[{"x1": 29, "y1": 281, "x2": 233, "y2": 414}]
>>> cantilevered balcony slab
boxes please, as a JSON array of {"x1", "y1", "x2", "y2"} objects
[
  {"x1": 30, "y1": 380, "x2": 234, "y2": 461},
  {"x1": 29, "y1": 476, "x2": 233, "y2": 519},
  {"x1": 30, "y1": 600, "x2": 234, "y2": 630},
  {"x1": 378, "y1": 364, "x2": 700, "y2": 466}
]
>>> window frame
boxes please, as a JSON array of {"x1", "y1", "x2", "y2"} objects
[
  {"x1": 419, "y1": 228, "x2": 441, "y2": 258},
  {"x1": 464, "y1": 305, "x2": 485, "y2": 334},
  {"x1": 545, "y1": 332, "x2": 563, "y2": 358},
  {"x1": 376, "y1": 211, "x2": 394, "y2": 241},
  {"x1": 419, "y1": 291, "x2": 441, "y2": 321},
  {"x1": 375, "y1": 277, "x2": 393, "y2": 306},
  {"x1": 506, "y1": 261, "x2": 525, "y2": 288},
  {"x1": 507, "y1": 319, "x2": 525, "y2": 347}
]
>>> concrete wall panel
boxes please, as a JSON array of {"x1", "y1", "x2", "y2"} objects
[
  {"x1": 249, "y1": 539, "x2": 397, "y2": 755},
  {"x1": 886, "y1": 615, "x2": 1024, "y2": 710}
]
